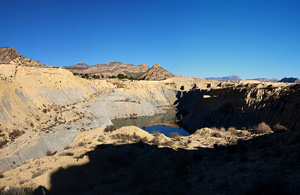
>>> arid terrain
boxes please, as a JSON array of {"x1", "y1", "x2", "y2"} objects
[{"x1": 0, "y1": 47, "x2": 300, "y2": 194}]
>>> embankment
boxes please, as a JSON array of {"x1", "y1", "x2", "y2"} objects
[{"x1": 176, "y1": 83, "x2": 300, "y2": 132}]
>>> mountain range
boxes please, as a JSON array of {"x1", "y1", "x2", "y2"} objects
[
  {"x1": 1, "y1": 47, "x2": 299, "y2": 82},
  {"x1": 205, "y1": 75, "x2": 242, "y2": 81},
  {"x1": 65, "y1": 61, "x2": 174, "y2": 80}
]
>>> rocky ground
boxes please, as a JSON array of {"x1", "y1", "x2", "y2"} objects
[{"x1": 1, "y1": 126, "x2": 300, "y2": 194}]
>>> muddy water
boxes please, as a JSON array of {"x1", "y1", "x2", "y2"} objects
[{"x1": 111, "y1": 110, "x2": 190, "y2": 137}]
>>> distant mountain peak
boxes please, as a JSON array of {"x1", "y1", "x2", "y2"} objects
[
  {"x1": 279, "y1": 77, "x2": 300, "y2": 83},
  {"x1": 152, "y1": 62, "x2": 161, "y2": 68},
  {"x1": 249, "y1": 78, "x2": 279, "y2": 82},
  {"x1": 205, "y1": 75, "x2": 242, "y2": 81},
  {"x1": 139, "y1": 63, "x2": 149, "y2": 68}
]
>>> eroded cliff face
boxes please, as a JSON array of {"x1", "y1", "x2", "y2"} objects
[
  {"x1": 176, "y1": 83, "x2": 300, "y2": 132},
  {"x1": 0, "y1": 64, "x2": 179, "y2": 171}
]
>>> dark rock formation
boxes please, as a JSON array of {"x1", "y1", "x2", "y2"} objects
[
  {"x1": 176, "y1": 84, "x2": 300, "y2": 132},
  {"x1": 0, "y1": 47, "x2": 47, "y2": 67},
  {"x1": 279, "y1": 77, "x2": 300, "y2": 83}
]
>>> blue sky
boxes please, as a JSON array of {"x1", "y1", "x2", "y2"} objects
[{"x1": 1, "y1": 0, "x2": 299, "y2": 79}]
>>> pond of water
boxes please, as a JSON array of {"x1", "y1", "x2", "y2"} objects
[{"x1": 111, "y1": 110, "x2": 190, "y2": 137}]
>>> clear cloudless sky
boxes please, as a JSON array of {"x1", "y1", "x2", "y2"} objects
[{"x1": 1, "y1": 0, "x2": 300, "y2": 79}]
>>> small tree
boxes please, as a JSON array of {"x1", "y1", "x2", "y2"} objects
[{"x1": 92, "y1": 75, "x2": 100, "y2": 79}]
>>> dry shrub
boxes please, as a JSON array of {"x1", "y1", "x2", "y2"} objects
[
  {"x1": 141, "y1": 136, "x2": 148, "y2": 143},
  {"x1": 169, "y1": 132, "x2": 179, "y2": 139},
  {"x1": 112, "y1": 133, "x2": 141, "y2": 143},
  {"x1": 228, "y1": 127, "x2": 240, "y2": 136},
  {"x1": 211, "y1": 132, "x2": 222, "y2": 138},
  {"x1": 0, "y1": 139, "x2": 8, "y2": 148},
  {"x1": 104, "y1": 125, "x2": 117, "y2": 132},
  {"x1": 255, "y1": 122, "x2": 272, "y2": 134},
  {"x1": 220, "y1": 127, "x2": 226, "y2": 132},
  {"x1": 273, "y1": 123, "x2": 288, "y2": 133},
  {"x1": 115, "y1": 83, "x2": 125, "y2": 88},
  {"x1": 211, "y1": 127, "x2": 219, "y2": 131},
  {"x1": 46, "y1": 150, "x2": 53, "y2": 156},
  {"x1": 9, "y1": 129, "x2": 25, "y2": 141}
]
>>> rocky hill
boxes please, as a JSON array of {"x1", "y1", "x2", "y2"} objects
[
  {"x1": 0, "y1": 47, "x2": 48, "y2": 67},
  {"x1": 205, "y1": 74, "x2": 242, "y2": 81},
  {"x1": 65, "y1": 62, "x2": 89, "y2": 69},
  {"x1": 279, "y1": 77, "x2": 300, "y2": 83},
  {"x1": 140, "y1": 62, "x2": 174, "y2": 80},
  {"x1": 65, "y1": 61, "x2": 174, "y2": 80}
]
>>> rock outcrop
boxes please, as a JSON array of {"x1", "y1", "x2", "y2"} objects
[
  {"x1": 0, "y1": 47, "x2": 48, "y2": 67},
  {"x1": 279, "y1": 77, "x2": 300, "y2": 83},
  {"x1": 140, "y1": 62, "x2": 174, "y2": 80}
]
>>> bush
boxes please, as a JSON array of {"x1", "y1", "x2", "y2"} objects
[
  {"x1": 273, "y1": 123, "x2": 288, "y2": 133},
  {"x1": 228, "y1": 127, "x2": 238, "y2": 136},
  {"x1": 46, "y1": 150, "x2": 53, "y2": 156},
  {"x1": 9, "y1": 129, "x2": 25, "y2": 141},
  {"x1": 104, "y1": 125, "x2": 117, "y2": 132},
  {"x1": 255, "y1": 122, "x2": 272, "y2": 134},
  {"x1": 169, "y1": 132, "x2": 179, "y2": 139},
  {"x1": 81, "y1": 74, "x2": 89, "y2": 79},
  {"x1": 0, "y1": 139, "x2": 8, "y2": 148},
  {"x1": 92, "y1": 75, "x2": 100, "y2": 79},
  {"x1": 117, "y1": 74, "x2": 128, "y2": 79}
]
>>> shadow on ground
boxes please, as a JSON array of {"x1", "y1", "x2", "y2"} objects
[
  {"x1": 175, "y1": 85, "x2": 300, "y2": 132},
  {"x1": 34, "y1": 131, "x2": 300, "y2": 195}
]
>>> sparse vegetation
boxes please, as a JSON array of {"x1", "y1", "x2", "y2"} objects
[
  {"x1": 9, "y1": 129, "x2": 25, "y2": 141},
  {"x1": 273, "y1": 123, "x2": 288, "y2": 132},
  {"x1": 0, "y1": 139, "x2": 8, "y2": 148},
  {"x1": 255, "y1": 122, "x2": 272, "y2": 134},
  {"x1": 0, "y1": 187, "x2": 33, "y2": 195},
  {"x1": 62, "y1": 152, "x2": 74, "y2": 156},
  {"x1": 46, "y1": 150, "x2": 53, "y2": 156},
  {"x1": 117, "y1": 74, "x2": 128, "y2": 79},
  {"x1": 112, "y1": 133, "x2": 141, "y2": 143},
  {"x1": 92, "y1": 75, "x2": 100, "y2": 79},
  {"x1": 104, "y1": 125, "x2": 117, "y2": 132}
]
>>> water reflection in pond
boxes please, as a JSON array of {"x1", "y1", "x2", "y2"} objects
[{"x1": 111, "y1": 110, "x2": 190, "y2": 137}]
